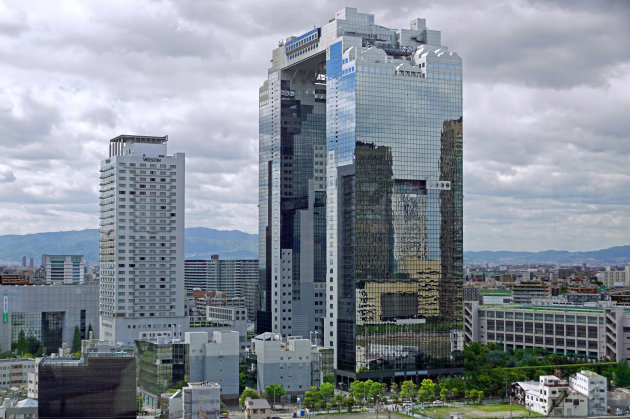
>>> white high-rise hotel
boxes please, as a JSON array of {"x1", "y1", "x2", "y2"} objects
[{"x1": 99, "y1": 135, "x2": 187, "y2": 343}]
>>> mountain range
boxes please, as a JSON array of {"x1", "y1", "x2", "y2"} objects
[
  {"x1": 1, "y1": 228, "x2": 628, "y2": 266},
  {"x1": 464, "y1": 245, "x2": 630, "y2": 266},
  {"x1": 0, "y1": 228, "x2": 257, "y2": 265}
]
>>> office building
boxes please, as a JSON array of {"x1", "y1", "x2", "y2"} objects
[
  {"x1": 183, "y1": 381, "x2": 221, "y2": 419},
  {"x1": 259, "y1": 7, "x2": 463, "y2": 383},
  {"x1": 99, "y1": 135, "x2": 187, "y2": 344},
  {"x1": 569, "y1": 370, "x2": 607, "y2": 415},
  {"x1": 185, "y1": 331, "x2": 240, "y2": 402},
  {"x1": 251, "y1": 332, "x2": 312, "y2": 397},
  {"x1": 36, "y1": 352, "x2": 136, "y2": 418},
  {"x1": 44, "y1": 255, "x2": 85, "y2": 284},
  {"x1": 136, "y1": 338, "x2": 189, "y2": 408},
  {"x1": 0, "y1": 284, "x2": 98, "y2": 355},
  {"x1": 185, "y1": 257, "x2": 258, "y2": 320},
  {"x1": 464, "y1": 300, "x2": 630, "y2": 361}
]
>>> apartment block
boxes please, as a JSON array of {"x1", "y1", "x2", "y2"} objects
[
  {"x1": 0, "y1": 358, "x2": 35, "y2": 390},
  {"x1": 185, "y1": 258, "x2": 258, "y2": 321}
]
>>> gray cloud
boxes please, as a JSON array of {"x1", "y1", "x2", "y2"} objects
[{"x1": 0, "y1": 0, "x2": 628, "y2": 253}]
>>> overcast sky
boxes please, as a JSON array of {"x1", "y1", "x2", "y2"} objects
[{"x1": 0, "y1": 0, "x2": 628, "y2": 251}]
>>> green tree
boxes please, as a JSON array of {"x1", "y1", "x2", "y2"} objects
[
  {"x1": 239, "y1": 372, "x2": 246, "y2": 394},
  {"x1": 466, "y1": 389, "x2": 478, "y2": 404},
  {"x1": 344, "y1": 396, "x2": 356, "y2": 413},
  {"x1": 440, "y1": 388, "x2": 449, "y2": 402},
  {"x1": 349, "y1": 380, "x2": 366, "y2": 402},
  {"x1": 390, "y1": 382, "x2": 399, "y2": 394},
  {"x1": 334, "y1": 394, "x2": 344, "y2": 412},
  {"x1": 616, "y1": 359, "x2": 630, "y2": 387},
  {"x1": 368, "y1": 381, "x2": 383, "y2": 403},
  {"x1": 136, "y1": 394, "x2": 143, "y2": 413},
  {"x1": 323, "y1": 374, "x2": 334, "y2": 384},
  {"x1": 320, "y1": 382, "x2": 334, "y2": 404},
  {"x1": 303, "y1": 387, "x2": 322, "y2": 409},
  {"x1": 265, "y1": 384, "x2": 286, "y2": 409},
  {"x1": 418, "y1": 379, "x2": 436, "y2": 403},
  {"x1": 239, "y1": 388, "x2": 259, "y2": 407},
  {"x1": 87, "y1": 323, "x2": 94, "y2": 339},
  {"x1": 72, "y1": 326, "x2": 82, "y2": 353},
  {"x1": 477, "y1": 390, "x2": 484, "y2": 404},
  {"x1": 400, "y1": 380, "x2": 417, "y2": 401},
  {"x1": 15, "y1": 330, "x2": 27, "y2": 356}
]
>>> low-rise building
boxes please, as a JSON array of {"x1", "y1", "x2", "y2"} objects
[
  {"x1": 136, "y1": 338, "x2": 189, "y2": 409},
  {"x1": 0, "y1": 284, "x2": 98, "y2": 355},
  {"x1": 36, "y1": 351, "x2": 136, "y2": 418},
  {"x1": 251, "y1": 333, "x2": 311, "y2": 398},
  {"x1": 183, "y1": 381, "x2": 221, "y2": 419},
  {"x1": 1, "y1": 397, "x2": 38, "y2": 419},
  {"x1": 0, "y1": 359, "x2": 35, "y2": 390},
  {"x1": 510, "y1": 281, "x2": 551, "y2": 304},
  {"x1": 245, "y1": 397, "x2": 271, "y2": 419},
  {"x1": 479, "y1": 289, "x2": 513, "y2": 305},
  {"x1": 522, "y1": 375, "x2": 588, "y2": 417},
  {"x1": 569, "y1": 370, "x2": 607, "y2": 415},
  {"x1": 160, "y1": 390, "x2": 183, "y2": 419},
  {"x1": 464, "y1": 300, "x2": 630, "y2": 361}
]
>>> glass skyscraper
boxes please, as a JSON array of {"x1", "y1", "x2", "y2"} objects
[{"x1": 259, "y1": 8, "x2": 463, "y2": 383}]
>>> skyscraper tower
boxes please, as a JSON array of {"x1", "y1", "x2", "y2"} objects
[
  {"x1": 99, "y1": 135, "x2": 186, "y2": 344},
  {"x1": 259, "y1": 8, "x2": 463, "y2": 384}
]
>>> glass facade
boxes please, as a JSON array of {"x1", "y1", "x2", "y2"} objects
[
  {"x1": 38, "y1": 355, "x2": 136, "y2": 418},
  {"x1": 260, "y1": 8, "x2": 463, "y2": 382},
  {"x1": 258, "y1": 42, "x2": 328, "y2": 342},
  {"x1": 136, "y1": 340, "x2": 189, "y2": 396}
]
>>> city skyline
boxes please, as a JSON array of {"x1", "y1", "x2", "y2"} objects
[{"x1": 0, "y1": 0, "x2": 629, "y2": 252}]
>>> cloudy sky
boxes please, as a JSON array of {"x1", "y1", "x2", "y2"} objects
[{"x1": 0, "y1": 0, "x2": 628, "y2": 251}]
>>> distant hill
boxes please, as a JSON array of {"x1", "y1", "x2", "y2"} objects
[
  {"x1": 0, "y1": 228, "x2": 257, "y2": 265},
  {"x1": 464, "y1": 245, "x2": 630, "y2": 266},
  {"x1": 3, "y1": 228, "x2": 626, "y2": 267}
]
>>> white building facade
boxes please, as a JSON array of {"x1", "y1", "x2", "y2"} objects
[
  {"x1": 183, "y1": 381, "x2": 221, "y2": 419},
  {"x1": 569, "y1": 370, "x2": 607, "y2": 416},
  {"x1": 252, "y1": 332, "x2": 312, "y2": 396},
  {"x1": 523, "y1": 375, "x2": 588, "y2": 417},
  {"x1": 597, "y1": 266, "x2": 630, "y2": 288},
  {"x1": 44, "y1": 255, "x2": 85, "y2": 284},
  {"x1": 99, "y1": 135, "x2": 187, "y2": 344},
  {"x1": 464, "y1": 300, "x2": 630, "y2": 361},
  {"x1": 185, "y1": 331, "x2": 240, "y2": 401}
]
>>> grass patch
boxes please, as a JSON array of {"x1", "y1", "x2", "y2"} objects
[{"x1": 412, "y1": 403, "x2": 545, "y2": 418}]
